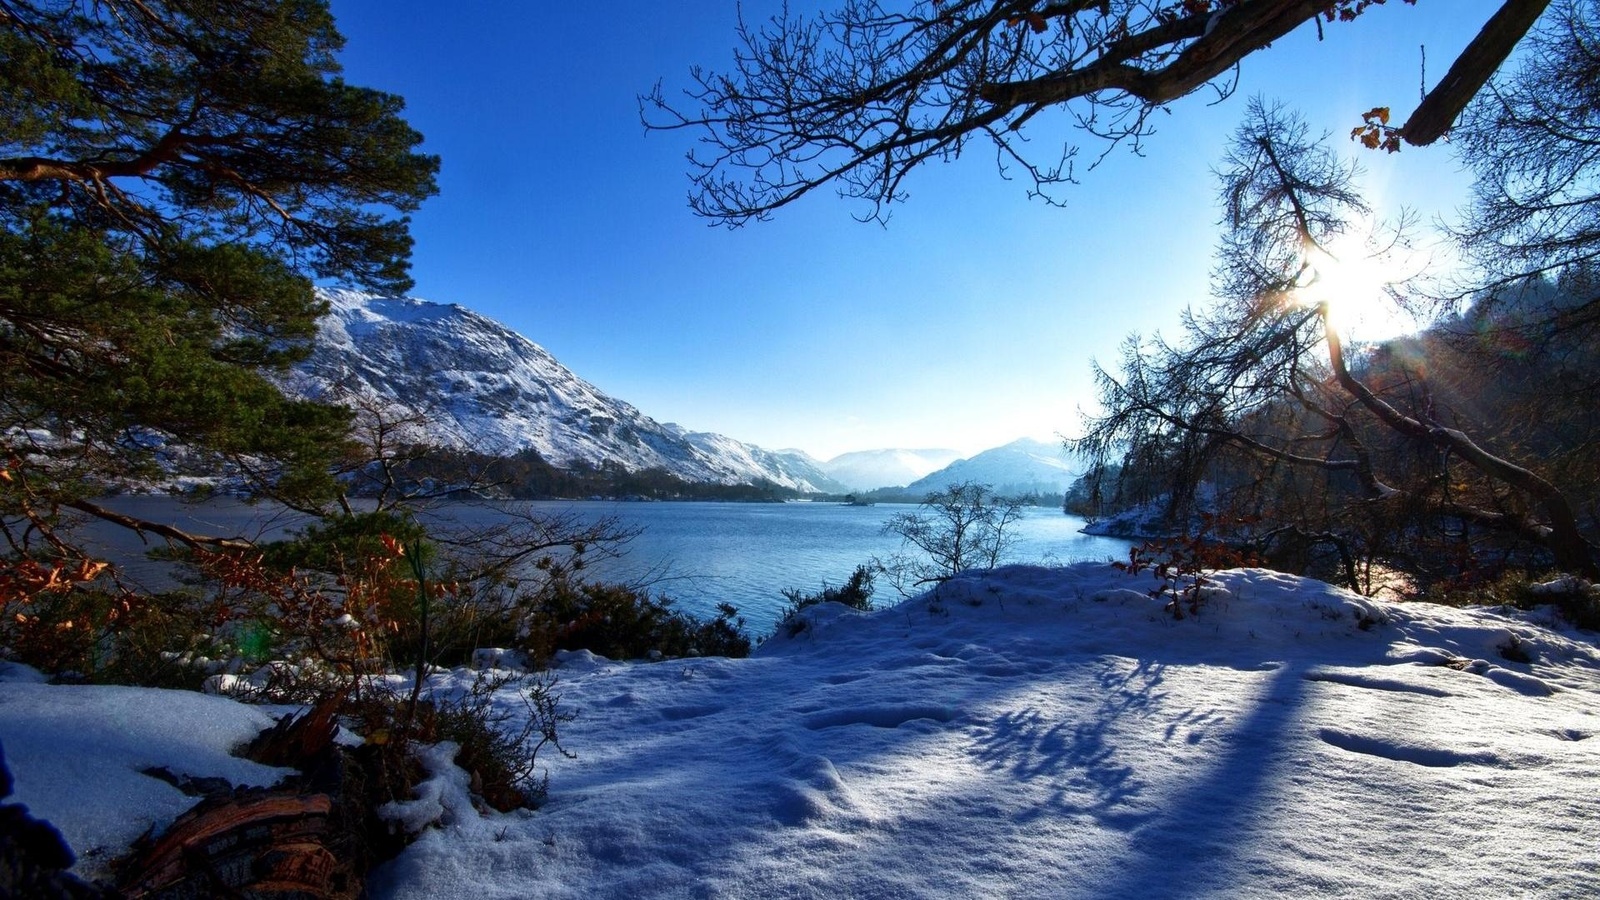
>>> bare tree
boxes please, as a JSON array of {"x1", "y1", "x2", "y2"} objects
[
  {"x1": 1447, "y1": 0, "x2": 1600, "y2": 347},
  {"x1": 880, "y1": 481, "x2": 1029, "y2": 591},
  {"x1": 1075, "y1": 100, "x2": 1598, "y2": 583},
  {"x1": 1457, "y1": 1, "x2": 1600, "y2": 274},
  {"x1": 645, "y1": 0, "x2": 1550, "y2": 223}
]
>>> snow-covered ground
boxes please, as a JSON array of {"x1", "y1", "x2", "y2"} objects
[{"x1": 4, "y1": 563, "x2": 1599, "y2": 898}]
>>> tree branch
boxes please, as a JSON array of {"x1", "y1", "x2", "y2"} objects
[
  {"x1": 65, "y1": 498, "x2": 254, "y2": 550},
  {"x1": 1401, "y1": 0, "x2": 1553, "y2": 145}
]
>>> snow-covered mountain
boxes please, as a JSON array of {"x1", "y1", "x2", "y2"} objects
[
  {"x1": 821, "y1": 448, "x2": 964, "y2": 491},
  {"x1": 282, "y1": 290, "x2": 845, "y2": 493},
  {"x1": 905, "y1": 437, "x2": 1081, "y2": 496}
]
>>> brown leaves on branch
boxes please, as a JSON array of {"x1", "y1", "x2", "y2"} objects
[
  {"x1": 1005, "y1": 12, "x2": 1049, "y2": 33},
  {"x1": 1324, "y1": 0, "x2": 1417, "y2": 24},
  {"x1": 1351, "y1": 106, "x2": 1402, "y2": 152}
]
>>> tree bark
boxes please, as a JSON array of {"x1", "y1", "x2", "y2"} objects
[{"x1": 1401, "y1": 0, "x2": 1553, "y2": 146}]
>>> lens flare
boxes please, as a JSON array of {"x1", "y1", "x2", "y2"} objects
[{"x1": 1297, "y1": 233, "x2": 1419, "y2": 342}]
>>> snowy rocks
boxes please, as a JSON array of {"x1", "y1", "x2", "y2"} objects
[{"x1": 1530, "y1": 574, "x2": 1599, "y2": 597}]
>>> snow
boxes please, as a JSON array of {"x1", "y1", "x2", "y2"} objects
[
  {"x1": 0, "y1": 676, "x2": 292, "y2": 880},
  {"x1": 902, "y1": 438, "x2": 1082, "y2": 496},
  {"x1": 290, "y1": 290, "x2": 845, "y2": 492},
  {"x1": 4, "y1": 563, "x2": 1600, "y2": 897}
]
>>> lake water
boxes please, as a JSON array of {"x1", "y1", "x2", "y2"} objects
[{"x1": 81, "y1": 497, "x2": 1133, "y2": 635}]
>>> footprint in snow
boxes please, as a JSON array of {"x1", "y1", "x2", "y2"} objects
[
  {"x1": 1319, "y1": 728, "x2": 1503, "y2": 768},
  {"x1": 657, "y1": 704, "x2": 725, "y2": 721},
  {"x1": 1544, "y1": 728, "x2": 1592, "y2": 742},
  {"x1": 1302, "y1": 668, "x2": 1453, "y2": 697},
  {"x1": 802, "y1": 703, "x2": 959, "y2": 730}
]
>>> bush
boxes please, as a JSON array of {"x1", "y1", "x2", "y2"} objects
[
  {"x1": 334, "y1": 670, "x2": 575, "y2": 813},
  {"x1": 771, "y1": 564, "x2": 876, "y2": 638},
  {"x1": 0, "y1": 583, "x2": 238, "y2": 688},
  {"x1": 879, "y1": 482, "x2": 1027, "y2": 594},
  {"x1": 1113, "y1": 514, "x2": 1261, "y2": 619},
  {"x1": 518, "y1": 573, "x2": 751, "y2": 664},
  {"x1": 1425, "y1": 570, "x2": 1600, "y2": 631}
]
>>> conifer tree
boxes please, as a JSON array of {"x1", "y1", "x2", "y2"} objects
[{"x1": 0, "y1": 0, "x2": 439, "y2": 549}]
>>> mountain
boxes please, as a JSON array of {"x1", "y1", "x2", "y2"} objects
[
  {"x1": 904, "y1": 437, "x2": 1080, "y2": 496},
  {"x1": 282, "y1": 290, "x2": 846, "y2": 493},
  {"x1": 820, "y1": 448, "x2": 964, "y2": 491}
]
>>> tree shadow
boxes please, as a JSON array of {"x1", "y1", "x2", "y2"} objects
[
  {"x1": 968, "y1": 658, "x2": 1173, "y2": 830},
  {"x1": 1090, "y1": 662, "x2": 1309, "y2": 899}
]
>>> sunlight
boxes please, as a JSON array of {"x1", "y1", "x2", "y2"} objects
[{"x1": 1297, "y1": 233, "x2": 1420, "y2": 343}]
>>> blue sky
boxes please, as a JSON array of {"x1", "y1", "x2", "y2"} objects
[{"x1": 325, "y1": 1, "x2": 1506, "y2": 461}]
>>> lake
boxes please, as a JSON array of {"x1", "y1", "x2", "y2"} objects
[{"x1": 80, "y1": 497, "x2": 1134, "y2": 635}]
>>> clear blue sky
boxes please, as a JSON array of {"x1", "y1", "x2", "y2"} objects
[{"x1": 325, "y1": 1, "x2": 1506, "y2": 461}]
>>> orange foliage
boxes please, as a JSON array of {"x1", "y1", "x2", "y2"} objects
[
  {"x1": 1113, "y1": 513, "x2": 1264, "y2": 619},
  {"x1": 1351, "y1": 106, "x2": 1402, "y2": 152},
  {"x1": 189, "y1": 534, "x2": 461, "y2": 678}
]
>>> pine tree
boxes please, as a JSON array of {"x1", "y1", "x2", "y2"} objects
[{"x1": 0, "y1": 0, "x2": 438, "y2": 547}]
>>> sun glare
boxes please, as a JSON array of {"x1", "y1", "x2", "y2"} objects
[{"x1": 1298, "y1": 234, "x2": 1420, "y2": 343}]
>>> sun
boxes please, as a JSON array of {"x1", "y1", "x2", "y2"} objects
[{"x1": 1298, "y1": 233, "x2": 1420, "y2": 343}]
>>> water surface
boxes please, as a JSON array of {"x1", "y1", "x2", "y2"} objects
[{"x1": 84, "y1": 497, "x2": 1132, "y2": 634}]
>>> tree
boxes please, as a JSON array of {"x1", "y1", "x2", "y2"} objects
[
  {"x1": 645, "y1": 0, "x2": 1550, "y2": 223},
  {"x1": 1444, "y1": 0, "x2": 1600, "y2": 398},
  {"x1": 1074, "y1": 100, "x2": 1598, "y2": 584},
  {"x1": 880, "y1": 481, "x2": 1028, "y2": 591},
  {"x1": 0, "y1": 0, "x2": 439, "y2": 554},
  {"x1": 1455, "y1": 1, "x2": 1600, "y2": 291},
  {"x1": 1419, "y1": 0, "x2": 1600, "y2": 554}
]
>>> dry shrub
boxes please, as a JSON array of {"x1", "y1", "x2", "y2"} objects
[
  {"x1": 0, "y1": 556, "x2": 242, "y2": 687},
  {"x1": 1426, "y1": 569, "x2": 1600, "y2": 631},
  {"x1": 1114, "y1": 514, "x2": 1263, "y2": 619}
]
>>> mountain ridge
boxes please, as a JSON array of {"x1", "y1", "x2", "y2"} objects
[
  {"x1": 282, "y1": 290, "x2": 846, "y2": 493},
  {"x1": 819, "y1": 448, "x2": 964, "y2": 491},
  {"x1": 904, "y1": 438, "x2": 1081, "y2": 496}
]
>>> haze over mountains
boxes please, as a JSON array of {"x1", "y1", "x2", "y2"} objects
[
  {"x1": 285, "y1": 291, "x2": 1077, "y2": 494},
  {"x1": 818, "y1": 449, "x2": 964, "y2": 492}
]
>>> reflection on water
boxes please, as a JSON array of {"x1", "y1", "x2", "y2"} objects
[{"x1": 79, "y1": 497, "x2": 1133, "y2": 635}]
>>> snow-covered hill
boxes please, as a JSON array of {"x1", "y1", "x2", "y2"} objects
[
  {"x1": 281, "y1": 290, "x2": 844, "y2": 493},
  {"x1": 821, "y1": 448, "x2": 964, "y2": 491},
  {"x1": 905, "y1": 437, "x2": 1081, "y2": 495},
  {"x1": 8, "y1": 565, "x2": 1600, "y2": 897}
]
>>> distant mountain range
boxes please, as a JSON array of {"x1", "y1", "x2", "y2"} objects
[
  {"x1": 904, "y1": 438, "x2": 1080, "y2": 496},
  {"x1": 282, "y1": 291, "x2": 1078, "y2": 497}
]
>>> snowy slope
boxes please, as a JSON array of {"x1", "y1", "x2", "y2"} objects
[
  {"x1": 906, "y1": 437, "x2": 1082, "y2": 495},
  {"x1": 663, "y1": 425, "x2": 848, "y2": 494},
  {"x1": 821, "y1": 448, "x2": 964, "y2": 491},
  {"x1": 281, "y1": 290, "x2": 840, "y2": 492},
  {"x1": 7, "y1": 565, "x2": 1599, "y2": 898}
]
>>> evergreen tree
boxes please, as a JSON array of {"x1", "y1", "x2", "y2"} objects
[{"x1": 0, "y1": 0, "x2": 438, "y2": 549}]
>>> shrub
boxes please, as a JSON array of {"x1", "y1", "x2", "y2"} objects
[
  {"x1": 878, "y1": 482, "x2": 1028, "y2": 594},
  {"x1": 1113, "y1": 514, "x2": 1261, "y2": 619},
  {"x1": 1425, "y1": 569, "x2": 1600, "y2": 631},
  {"x1": 771, "y1": 564, "x2": 877, "y2": 638},
  {"x1": 3, "y1": 523, "x2": 586, "y2": 827},
  {"x1": 518, "y1": 573, "x2": 751, "y2": 664},
  {"x1": 336, "y1": 670, "x2": 575, "y2": 813},
  {"x1": 0, "y1": 555, "x2": 251, "y2": 688}
]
